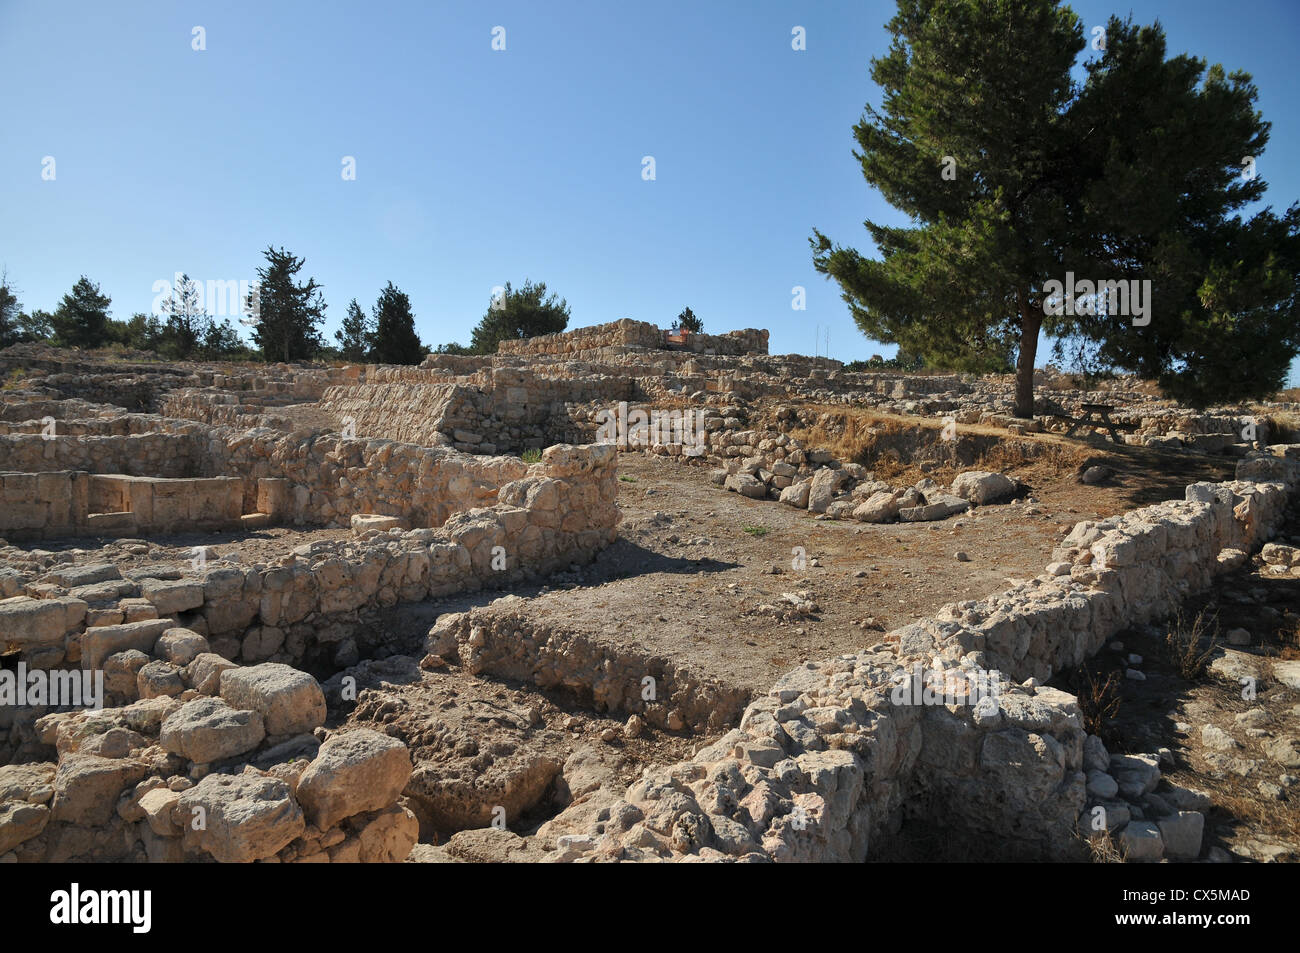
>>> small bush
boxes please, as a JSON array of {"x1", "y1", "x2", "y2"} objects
[
  {"x1": 521, "y1": 448, "x2": 542, "y2": 464},
  {"x1": 1075, "y1": 667, "x2": 1123, "y2": 739},
  {"x1": 1165, "y1": 608, "x2": 1218, "y2": 679}
]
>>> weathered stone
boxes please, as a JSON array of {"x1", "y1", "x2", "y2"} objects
[
  {"x1": 50, "y1": 754, "x2": 150, "y2": 825},
  {"x1": 82, "y1": 618, "x2": 174, "y2": 671},
  {"x1": 295, "y1": 729, "x2": 412, "y2": 829},
  {"x1": 0, "y1": 801, "x2": 49, "y2": 853},
  {"x1": 219, "y1": 663, "x2": 326, "y2": 736},
  {"x1": 156, "y1": 627, "x2": 209, "y2": 666},
  {"x1": 951, "y1": 471, "x2": 1017, "y2": 505},
  {"x1": 178, "y1": 772, "x2": 305, "y2": 863},
  {"x1": 140, "y1": 579, "x2": 205, "y2": 615},
  {"x1": 1157, "y1": 810, "x2": 1204, "y2": 859},
  {"x1": 161, "y1": 697, "x2": 266, "y2": 763}
]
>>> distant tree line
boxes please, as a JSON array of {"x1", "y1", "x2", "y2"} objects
[{"x1": 0, "y1": 251, "x2": 584, "y2": 367}]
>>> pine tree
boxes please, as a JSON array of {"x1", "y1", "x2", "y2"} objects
[
  {"x1": 0, "y1": 271, "x2": 21, "y2": 348},
  {"x1": 335, "y1": 298, "x2": 374, "y2": 362},
  {"x1": 369, "y1": 282, "x2": 423, "y2": 364},
  {"x1": 469, "y1": 280, "x2": 569, "y2": 355},
  {"x1": 676, "y1": 307, "x2": 703, "y2": 333},
  {"x1": 811, "y1": 1, "x2": 1296, "y2": 416},
  {"x1": 246, "y1": 246, "x2": 326, "y2": 363},
  {"x1": 160, "y1": 273, "x2": 211, "y2": 359},
  {"x1": 51, "y1": 276, "x2": 112, "y2": 349}
]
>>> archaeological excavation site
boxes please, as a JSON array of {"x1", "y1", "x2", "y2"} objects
[{"x1": 2, "y1": 319, "x2": 1299, "y2": 866}]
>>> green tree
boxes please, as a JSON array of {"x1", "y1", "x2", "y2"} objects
[
  {"x1": 51, "y1": 276, "x2": 112, "y2": 349},
  {"x1": 109, "y1": 312, "x2": 163, "y2": 351},
  {"x1": 199, "y1": 318, "x2": 251, "y2": 361},
  {"x1": 676, "y1": 307, "x2": 703, "y2": 333},
  {"x1": 335, "y1": 298, "x2": 373, "y2": 362},
  {"x1": 369, "y1": 282, "x2": 423, "y2": 364},
  {"x1": 469, "y1": 280, "x2": 570, "y2": 354},
  {"x1": 246, "y1": 246, "x2": 326, "y2": 363},
  {"x1": 431, "y1": 341, "x2": 473, "y2": 355},
  {"x1": 159, "y1": 273, "x2": 210, "y2": 359},
  {"x1": 0, "y1": 271, "x2": 22, "y2": 347},
  {"x1": 811, "y1": 1, "x2": 1295, "y2": 416},
  {"x1": 15, "y1": 310, "x2": 54, "y2": 343}
]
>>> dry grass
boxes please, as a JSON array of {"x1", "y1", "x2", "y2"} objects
[
  {"x1": 1164, "y1": 608, "x2": 1218, "y2": 679},
  {"x1": 784, "y1": 404, "x2": 1090, "y2": 487},
  {"x1": 976, "y1": 440, "x2": 1089, "y2": 479},
  {"x1": 1083, "y1": 828, "x2": 1128, "y2": 863},
  {"x1": 1, "y1": 368, "x2": 28, "y2": 390},
  {"x1": 1075, "y1": 668, "x2": 1124, "y2": 740},
  {"x1": 1261, "y1": 410, "x2": 1300, "y2": 444}
]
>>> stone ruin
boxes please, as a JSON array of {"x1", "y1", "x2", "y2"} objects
[{"x1": 1, "y1": 320, "x2": 1298, "y2": 863}]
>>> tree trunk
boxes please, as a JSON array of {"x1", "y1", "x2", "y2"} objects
[{"x1": 1014, "y1": 286, "x2": 1041, "y2": 419}]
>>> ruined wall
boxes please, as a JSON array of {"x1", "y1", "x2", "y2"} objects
[
  {"x1": 496, "y1": 319, "x2": 664, "y2": 356},
  {"x1": 0, "y1": 432, "x2": 208, "y2": 478},
  {"x1": 0, "y1": 472, "x2": 244, "y2": 541},
  {"x1": 317, "y1": 367, "x2": 634, "y2": 454},
  {"x1": 540, "y1": 447, "x2": 1300, "y2": 863},
  {"x1": 683, "y1": 328, "x2": 769, "y2": 356},
  {"x1": 214, "y1": 430, "x2": 536, "y2": 528},
  {"x1": 1, "y1": 444, "x2": 620, "y2": 673}
]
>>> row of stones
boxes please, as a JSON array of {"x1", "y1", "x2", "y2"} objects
[
  {"x1": 535, "y1": 450, "x2": 1299, "y2": 862},
  {"x1": 1, "y1": 448, "x2": 621, "y2": 680}
]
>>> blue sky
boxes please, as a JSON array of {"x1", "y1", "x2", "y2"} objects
[{"x1": 2, "y1": 0, "x2": 1297, "y2": 381}]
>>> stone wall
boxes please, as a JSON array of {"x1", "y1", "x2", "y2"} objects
[
  {"x1": 537, "y1": 447, "x2": 1300, "y2": 862},
  {"x1": 0, "y1": 472, "x2": 244, "y2": 541},
  {"x1": 496, "y1": 319, "x2": 665, "y2": 356},
  {"x1": 683, "y1": 328, "x2": 769, "y2": 356},
  {"x1": 493, "y1": 319, "x2": 769, "y2": 358},
  {"x1": 317, "y1": 367, "x2": 634, "y2": 454},
  {"x1": 1, "y1": 444, "x2": 620, "y2": 674},
  {"x1": 3, "y1": 656, "x2": 420, "y2": 863},
  {"x1": 0, "y1": 432, "x2": 208, "y2": 478}
]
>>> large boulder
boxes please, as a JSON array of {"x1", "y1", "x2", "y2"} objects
[
  {"x1": 0, "y1": 801, "x2": 50, "y2": 853},
  {"x1": 178, "y1": 771, "x2": 305, "y2": 863},
  {"x1": 807, "y1": 468, "x2": 849, "y2": 514},
  {"x1": 140, "y1": 579, "x2": 205, "y2": 615},
  {"x1": 219, "y1": 663, "x2": 326, "y2": 736},
  {"x1": 779, "y1": 480, "x2": 811, "y2": 509},
  {"x1": 852, "y1": 490, "x2": 903, "y2": 523},
  {"x1": 50, "y1": 754, "x2": 150, "y2": 825},
  {"x1": 724, "y1": 473, "x2": 767, "y2": 499},
  {"x1": 950, "y1": 470, "x2": 1017, "y2": 506},
  {"x1": 295, "y1": 729, "x2": 413, "y2": 830},
  {"x1": 155, "y1": 627, "x2": 210, "y2": 666},
  {"x1": 160, "y1": 697, "x2": 266, "y2": 764},
  {"x1": 0, "y1": 597, "x2": 87, "y2": 653}
]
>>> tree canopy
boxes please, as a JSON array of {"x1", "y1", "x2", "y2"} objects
[
  {"x1": 247, "y1": 246, "x2": 326, "y2": 363},
  {"x1": 676, "y1": 307, "x2": 703, "y2": 333},
  {"x1": 812, "y1": 0, "x2": 1299, "y2": 414},
  {"x1": 469, "y1": 280, "x2": 570, "y2": 354},
  {"x1": 50, "y1": 276, "x2": 112, "y2": 350},
  {"x1": 369, "y1": 282, "x2": 423, "y2": 364}
]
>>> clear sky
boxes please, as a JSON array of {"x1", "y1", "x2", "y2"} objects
[{"x1": 2, "y1": 0, "x2": 1297, "y2": 381}]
